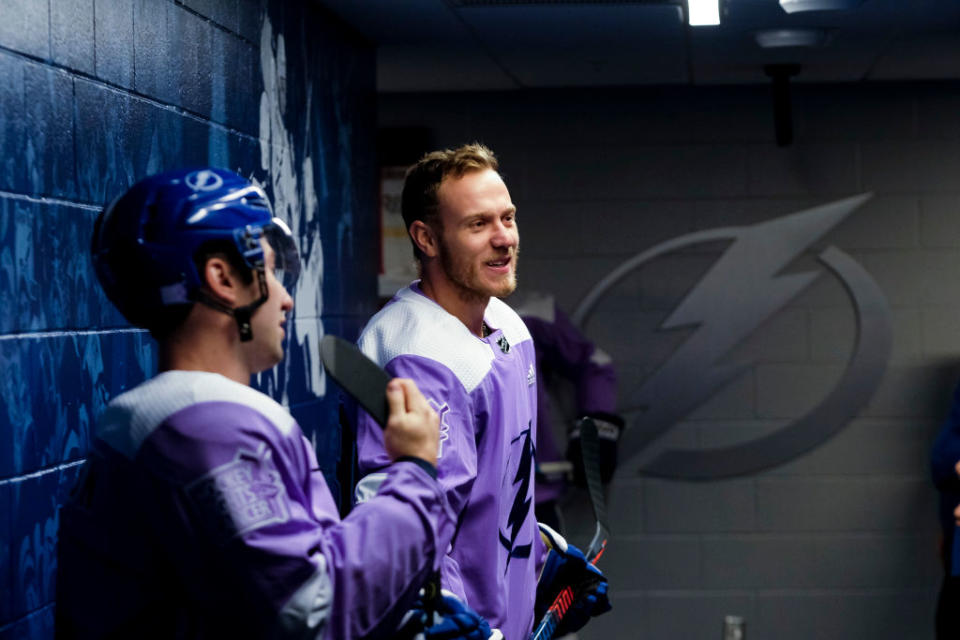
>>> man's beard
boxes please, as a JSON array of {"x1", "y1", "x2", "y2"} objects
[{"x1": 438, "y1": 239, "x2": 518, "y2": 304}]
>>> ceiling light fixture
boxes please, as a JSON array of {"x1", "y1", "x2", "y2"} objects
[
  {"x1": 755, "y1": 28, "x2": 828, "y2": 48},
  {"x1": 779, "y1": 0, "x2": 864, "y2": 13},
  {"x1": 688, "y1": 0, "x2": 720, "y2": 26}
]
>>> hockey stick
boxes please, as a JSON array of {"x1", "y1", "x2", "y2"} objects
[
  {"x1": 529, "y1": 416, "x2": 609, "y2": 640},
  {"x1": 320, "y1": 335, "x2": 390, "y2": 429},
  {"x1": 319, "y1": 335, "x2": 443, "y2": 616},
  {"x1": 579, "y1": 417, "x2": 610, "y2": 563}
]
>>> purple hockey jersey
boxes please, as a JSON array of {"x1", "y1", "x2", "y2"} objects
[
  {"x1": 57, "y1": 370, "x2": 454, "y2": 639},
  {"x1": 356, "y1": 284, "x2": 545, "y2": 640}
]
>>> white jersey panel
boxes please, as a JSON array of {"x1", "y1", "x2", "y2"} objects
[
  {"x1": 358, "y1": 285, "x2": 533, "y2": 394},
  {"x1": 359, "y1": 286, "x2": 495, "y2": 393},
  {"x1": 97, "y1": 370, "x2": 296, "y2": 459}
]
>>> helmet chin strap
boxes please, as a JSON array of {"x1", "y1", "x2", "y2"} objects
[{"x1": 193, "y1": 268, "x2": 269, "y2": 342}]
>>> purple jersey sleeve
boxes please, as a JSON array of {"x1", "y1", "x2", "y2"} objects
[
  {"x1": 57, "y1": 372, "x2": 453, "y2": 640},
  {"x1": 356, "y1": 354, "x2": 476, "y2": 604},
  {"x1": 144, "y1": 402, "x2": 452, "y2": 639}
]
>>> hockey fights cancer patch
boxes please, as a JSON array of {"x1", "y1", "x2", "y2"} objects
[{"x1": 187, "y1": 443, "x2": 291, "y2": 543}]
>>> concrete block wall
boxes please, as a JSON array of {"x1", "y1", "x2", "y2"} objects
[
  {"x1": 380, "y1": 83, "x2": 957, "y2": 639},
  {"x1": 0, "y1": 0, "x2": 376, "y2": 636}
]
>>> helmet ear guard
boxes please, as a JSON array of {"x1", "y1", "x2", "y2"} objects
[{"x1": 191, "y1": 270, "x2": 268, "y2": 342}]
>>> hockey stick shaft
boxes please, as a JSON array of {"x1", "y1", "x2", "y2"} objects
[
  {"x1": 529, "y1": 417, "x2": 609, "y2": 640},
  {"x1": 579, "y1": 417, "x2": 610, "y2": 562},
  {"x1": 530, "y1": 586, "x2": 575, "y2": 640}
]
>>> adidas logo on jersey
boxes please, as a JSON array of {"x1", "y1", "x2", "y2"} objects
[{"x1": 527, "y1": 363, "x2": 535, "y2": 386}]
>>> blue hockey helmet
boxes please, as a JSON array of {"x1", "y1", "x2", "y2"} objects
[{"x1": 92, "y1": 167, "x2": 300, "y2": 340}]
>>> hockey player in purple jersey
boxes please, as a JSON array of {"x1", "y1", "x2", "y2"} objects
[
  {"x1": 355, "y1": 145, "x2": 610, "y2": 639},
  {"x1": 56, "y1": 168, "x2": 458, "y2": 639}
]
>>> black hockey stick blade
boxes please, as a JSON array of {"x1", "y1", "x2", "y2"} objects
[
  {"x1": 320, "y1": 335, "x2": 390, "y2": 429},
  {"x1": 578, "y1": 416, "x2": 610, "y2": 563}
]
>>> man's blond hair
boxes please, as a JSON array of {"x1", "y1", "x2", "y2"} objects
[{"x1": 401, "y1": 143, "x2": 499, "y2": 261}]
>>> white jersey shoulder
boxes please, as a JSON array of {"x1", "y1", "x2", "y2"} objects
[
  {"x1": 485, "y1": 295, "x2": 533, "y2": 347},
  {"x1": 97, "y1": 370, "x2": 296, "y2": 459},
  {"x1": 359, "y1": 285, "x2": 530, "y2": 393}
]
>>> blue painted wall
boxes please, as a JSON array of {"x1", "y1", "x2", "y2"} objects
[{"x1": 0, "y1": 0, "x2": 377, "y2": 635}]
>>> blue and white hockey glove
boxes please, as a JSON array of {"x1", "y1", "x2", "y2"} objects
[
  {"x1": 535, "y1": 523, "x2": 611, "y2": 636},
  {"x1": 396, "y1": 589, "x2": 501, "y2": 640}
]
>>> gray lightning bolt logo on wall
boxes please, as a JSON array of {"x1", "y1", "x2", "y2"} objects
[{"x1": 573, "y1": 194, "x2": 892, "y2": 480}]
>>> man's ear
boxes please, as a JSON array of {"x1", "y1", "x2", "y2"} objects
[
  {"x1": 202, "y1": 256, "x2": 241, "y2": 303},
  {"x1": 409, "y1": 221, "x2": 439, "y2": 259}
]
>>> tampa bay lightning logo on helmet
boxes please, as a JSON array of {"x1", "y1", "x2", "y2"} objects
[
  {"x1": 92, "y1": 167, "x2": 300, "y2": 340},
  {"x1": 185, "y1": 169, "x2": 224, "y2": 193}
]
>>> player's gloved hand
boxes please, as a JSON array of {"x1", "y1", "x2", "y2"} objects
[
  {"x1": 396, "y1": 589, "x2": 498, "y2": 640},
  {"x1": 567, "y1": 412, "x2": 623, "y2": 485},
  {"x1": 535, "y1": 523, "x2": 611, "y2": 636}
]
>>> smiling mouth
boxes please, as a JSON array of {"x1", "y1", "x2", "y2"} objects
[{"x1": 485, "y1": 256, "x2": 512, "y2": 269}]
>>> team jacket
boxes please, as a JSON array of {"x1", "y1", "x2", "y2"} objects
[
  {"x1": 56, "y1": 370, "x2": 454, "y2": 640},
  {"x1": 356, "y1": 283, "x2": 544, "y2": 640}
]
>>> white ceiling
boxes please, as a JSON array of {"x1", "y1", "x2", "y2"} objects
[{"x1": 315, "y1": 0, "x2": 960, "y2": 91}]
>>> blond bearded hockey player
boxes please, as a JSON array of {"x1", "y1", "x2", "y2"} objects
[{"x1": 354, "y1": 145, "x2": 611, "y2": 639}]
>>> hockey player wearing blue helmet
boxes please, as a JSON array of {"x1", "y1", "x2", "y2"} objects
[{"x1": 56, "y1": 168, "x2": 460, "y2": 639}]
